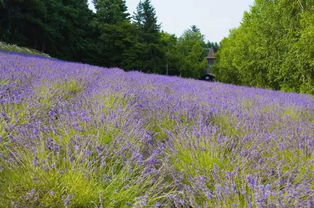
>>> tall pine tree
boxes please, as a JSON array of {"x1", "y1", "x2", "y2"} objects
[
  {"x1": 123, "y1": 0, "x2": 165, "y2": 73},
  {"x1": 134, "y1": 0, "x2": 160, "y2": 34},
  {"x1": 93, "y1": 0, "x2": 135, "y2": 67},
  {"x1": 94, "y1": 0, "x2": 129, "y2": 24},
  {"x1": 0, "y1": 0, "x2": 94, "y2": 62}
]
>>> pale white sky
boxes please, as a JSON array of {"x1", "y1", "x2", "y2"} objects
[{"x1": 88, "y1": 0, "x2": 254, "y2": 43}]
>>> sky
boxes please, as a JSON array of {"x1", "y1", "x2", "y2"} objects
[{"x1": 88, "y1": 0, "x2": 254, "y2": 43}]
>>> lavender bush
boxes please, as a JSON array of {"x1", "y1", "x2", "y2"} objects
[{"x1": 0, "y1": 51, "x2": 313, "y2": 207}]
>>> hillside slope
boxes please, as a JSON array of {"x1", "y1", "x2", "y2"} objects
[
  {"x1": 0, "y1": 51, "x2": 313, "y2": 207},
  {"x1": 0, "y1": 42, "x2": 50, "y2": 57}
]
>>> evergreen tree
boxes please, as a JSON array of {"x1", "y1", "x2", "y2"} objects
[
  {"x1": 0, "y1": 0, "x2": 94, "y2": 62},
  {"x1": 0, "y1": 0, "x2": 218, "y2": 80},
  {"x1": 58, "y1": 0, "x2": 95, "y2": 61},
  {"x1": 206, "y1": 41, "x2": 220, "y2": 52},
  {"x1": 133, "y1": 0, "x2": 160, "y2": 34},
  {"x1": 0, "y1": 0, "x2": 49, "y2": 50},
  {"x1": 123, "y1": 0, "x2": 164, "y2": 73},
  {"x1": 93, "y1": 0, "x2": 134, "y2": 67},
  {"x1": 191, "y1": 25, "x2": 200, "y2": 33},
  {"x1": 94, "y1": 0, "x2": 129, "y2": 24}
]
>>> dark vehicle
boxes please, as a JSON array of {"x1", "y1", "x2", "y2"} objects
[{"x1": 202, "y1": 73, "x2": 215, "y2": 81}]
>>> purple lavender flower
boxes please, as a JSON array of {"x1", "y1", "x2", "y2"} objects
[
  {"x1": 247, "y1": 175, "x2": 257, "y2": 188},
  {"x1": 0, "y1": 50, "x2": 313, "y2": 207},
  {"x1": 63, "y1": 194, "x2": 73, "y2": 207},
  {"x1": 33, "y1": 156, "x2": 39, "y2": 167}
]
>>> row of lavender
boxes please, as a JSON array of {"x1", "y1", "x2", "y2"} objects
[{"x1": 0, "y1": 51, "x2": 313, "y2": 207}]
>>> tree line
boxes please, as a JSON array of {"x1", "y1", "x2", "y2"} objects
[
  {"x1": 0, "y1": 0, "x2": 218, "y2": 79},
  {"x1": 214, "y1": 0, "x2": 314, "y2": 94}
]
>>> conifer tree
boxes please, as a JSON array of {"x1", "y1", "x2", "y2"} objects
[
  {"x1": 93, "y1": 0, "x2": 134, "y2": 67},
  {"x1": 94, "y1": 0, "x2": 129, "y2": 24},
  {"x1": 0, "y1": 0, "x2": 94, "y2": 61},
  {"x1": 123, "y1": 0, "x2": 165, "y2": 73},
  {"x1": 134, "y1": 0, "x2": 160, "y2": 34}
]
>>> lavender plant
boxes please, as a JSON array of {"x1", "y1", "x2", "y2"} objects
[{"x1": 0, "y1": 51, "x2": 313, "y2": 207}]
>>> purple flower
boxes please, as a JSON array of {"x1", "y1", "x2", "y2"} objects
[
  {"x1": 24, "y1": 189, "x2": 36, "y2": 200},
  {"x1": 63, "y1": 194, "x2": 73, "y2": 207},
  {"x1": 247, "y1": 175, "x2": 257, "y2": 188},
  {"x1": 131, "y1": 150, "x2": 143, "y2": 164},
  {"x1": 145, "y1": 157, "x2": 158, "y2": 166},
  {"x1": 33, "y1": 156, "x2": 39, "y2": 167},
  {"x1": 1, "y1": 50, "x2": 313, "y2": 208}
]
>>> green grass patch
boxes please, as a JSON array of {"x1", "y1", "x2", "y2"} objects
[
  {"x1": 211, "y1": 114, "x2": 246, "y2": 138},
  {"x1": 0, "y1": 139, "x2": 166, "y2": 207},
  {"x1": 0, "y1": 78, "x2": 10, "y2": 86},
  {"x1": 36, "y1": 79, "x2": 85, "y2": 104},
  {"x1": 280, "y1": 106, "x2": 313, "y2": 123},
  {"x1": 170, "y1": 137, "x2": 235, "y2": 178},
  {"x1": 147, "y1": 115, "x2": 194, "y2": 141},
  {"x1": 149, "y1": 117, "x2": 177, "y2": 141},
  {"x1": 0, "y1": 42, "x2": 50, "y2": 57},
  {"x1": 95, "y1": 93, "x2": 130, "y2": 114},
  {"x1": 168, "y1": 136, "x2": 256, "y2": 207}
]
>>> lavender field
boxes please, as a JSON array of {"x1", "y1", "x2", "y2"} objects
[{"x1": 0, "y1": 51, "x2": 313, "y2": 208}]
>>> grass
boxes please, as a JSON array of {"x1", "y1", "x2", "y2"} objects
[
  {"x1": 0, "y1": 42, "x2": 50, "y2": 57},
  {"x1": 169, "y1": 135, "x2": 252, "y2": 207},
  {"x1": 0, "y1": 80, "x2": 171, "y2": 207},
  {"x1": 0, "y1": 109, "x2": 166, "y2": 207},
  {"x1": 0, "y1": 148, "x2": 156, "y2": 207}
]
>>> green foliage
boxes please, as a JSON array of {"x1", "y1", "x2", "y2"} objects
[
  {"x1": 160, "y1": 33, "x2": 180, "y2": 75},
  {"x1": 0, "y1": 143, "x2": 158, "y2": 207},
  {"x1": 171, "y1": 141, "x2": 233, "y2": 177},
  {"x1": 176, "y1": 26, "x2": 208, "y2": 78},
  {"x1": 206, "y1": 41, "x2": 220, "y2": 52},
  {"x1": 133, "y1": 0, "x2": 160, "y2": 34},
  {"x1": 0, "y1": 0, "x2": 94, "y2": 62},
  {"x1": 212, "y1": 114, "x2": 245, "y2": 138},
  {"x1": 36, "y1": 80, "x2": 85, "y2": 105},
  {"x1": 0, "y1": 88, "x2": 167, "y2": 207},
  {"x1": 148, "y1": 117, "x2": 177, "y2": 141},
  {"x1": 93, "y1": 0, "x2": 138, "y2": 69},
  {"x1": 95, "y1": 22, "x2": 134, "y2": 68},
  {"x1": 94, "y1": 0, "x2": 129, "y2": 24},
  {"x1": 91, "y1": 0, "x2": 170, "y2": 74},
  {"x1": 215, "y1": 0, "x2": 314, "y2": 93},
  {"x1": 121, "y1": 0, "x2": 165, "y2": 74},
  {"x1": 0, "y1": 0, "x2": 211, "y2": 78}
]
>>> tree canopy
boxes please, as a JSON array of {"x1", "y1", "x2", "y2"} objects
[
  {"x1": 214, "y1": 0, "x2": 314, "y2": 94},
  {"x1": 0, "y1": 0, "x2": 212, "y2": 79},
  {"x1": 176, "y1": 26, "x2": 208, "y2": 78},
  {"x1": 0, "y1": 0, "x2": 94, "y2": 62}
]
